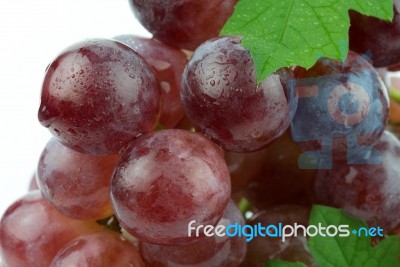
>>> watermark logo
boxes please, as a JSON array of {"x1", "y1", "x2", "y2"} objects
[
  {"x1": 286, "y1": 53, "x2": 385, "y2": 169},
  {"x1": 188, "y1": 220, "x2": 384, "y2": 242}
]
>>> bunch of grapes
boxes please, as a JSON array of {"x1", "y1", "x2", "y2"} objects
[{"x1": 1, "y1": 1, "x2": 400, "y2": 266}]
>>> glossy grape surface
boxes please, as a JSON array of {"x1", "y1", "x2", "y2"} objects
[
  {"x1": 0, "y1": 191, "x2": 102, "y2": 267},
  {"x1": 114, "y1": 35, "x2": 187, "y2": 128},
  {"x1": 139, "y1": 200, "x2": 246, "y2": 267},
  {"x1": 314, "y1": 131, "x2": 400, "y2": 231},
  {"x1": 37, "y1": 138, "x2": 119, "y2": 220},
  {"x1": 129, "y1": 0, "x2": 237, "y2": 50},
  {"x1": 50, "y1": 231, "x2": 145, "y2": 267},
  {"x1": 38, "y1": 38, "x2": 161, "y2": 155},
  {"x1": 111, "y1": 129, "x2": 231, "y2": 245},
  {"x1": 181, "y1": 36, "x2": 291, "y2": 152}
]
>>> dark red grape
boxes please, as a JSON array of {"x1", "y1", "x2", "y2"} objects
[
  {"x1": 225, "y1": 148, "x2": 269, "y2": 193},
  {"x1": 314, "y1": 131, "x2": 400, "y2": 232},
  {"x1": 50, "y1": 231, "x2": 145, "y2": 267},
  {"x1": 242, "y1": 205, "x2": 316, "y2": 267},
  {"x1": 244, "y1": 132, "x2": 315, "y2": 209},
  {"x1": 110, "y1": 129, "x2": 231, "y2": 245},
  {"x1": 181, "y1": 36, "x2": 291, "y2": 152},
  {"x1": 291, "y1": 51, "x2": 389, "y2": 166},
  {"x1": 139, "y1": 200, "x2": 246, "y2": 267},
  {"x1": 129, "y1": 0, "x2": 237, "y2": 50},
  {"x1": 38, "y1": 38, "x2": 161, "y2": 155},
  {"x1": 349, "y1": 1, "x2": 400, "y2": 67},
  {"x1": 0, "y1": 191, "x2": 102, "y2": 267},
  {"x1": 114, "y1": 35, "x2": 187, "y2": 128},
  {"x1": 36, "y1": 138, "x2": 119, "y2": 220}
]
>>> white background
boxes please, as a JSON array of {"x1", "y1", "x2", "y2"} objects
[{"x1": 0, "y1": 0, "x2": 150, "y2": 217}]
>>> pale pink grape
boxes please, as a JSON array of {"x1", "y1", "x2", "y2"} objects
[{"x1": 0, "y1": 191, "x2": 102, "y2": 267}]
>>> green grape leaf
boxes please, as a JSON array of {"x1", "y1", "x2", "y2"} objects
[
  {"x1": 221, "y1": 0, "x2": 394, "y2": 82},
  {"x1": 308, "y1": 205, "x2": 400, "y2": 267},
  {"x1": 264, "y1": 260, "x2": 307, "y2": 267}
]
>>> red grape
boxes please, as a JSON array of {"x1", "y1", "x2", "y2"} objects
[
  {"x1": 181, "y1": 36, "x2": 291, "y2": 152},
  {"x1": 242, "y1": 205, "x2": 316, "y2": 267},
  {"x1": 139, "y1": 200, "x2": 246, "y2": 267},
  {"x1": 36, "y1": 138, "x2": 119, "y2": 220},
  {"x1": 349, "y1": 1, "x2": 400, "y2": 67},
  {"x1": 114, "y1": 35, "x2": 187, "y2": 128},
  {"x1": 110, "y1": 129, "x2": 231, "y2": 245},
  {"x1": 0, "y1": 191, "x2": 102, "y2": 267},
  {"x1": 244, "y1": 132, "x2": 315, "y2": 209},
  {"x1": 50, "y1": 231, "x2": 145, "y2": 267},
  {"x1": 292, "y1": 51, "x2": 389, "y2": 163},
  {"x1": 225, "y1": 148, "x2": 269, "y2": 193},
  {"x1": 38, "y1": 38, "x2": 161, "y2": 155},
  {"x1": 314, "y1": 131, "x2": 400, "y2": 231},
  {"x1": 128, "y1": 0, "x2": 237, "y2": 50}
]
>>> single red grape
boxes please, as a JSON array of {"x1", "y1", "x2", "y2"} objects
[
  {"x1": 110, "y1": 129, "x2": 231, "y2": 245},
  {"x1": 292, "y1": 51, "x2": 389, "y2": 162},
  {"x1": 128, "y1": 0, "x2": 237, "y2": 50},
  {"x1": 38, "y1": 38, "x2": 161, "y2": 155},
  {"x1": 0, "y1": 191, "x2": 102, "y2": 267},
  {"x1": 181, "y1": 36, "x2": 291, "y2": 152},
  {"x1": 50, "y1": 231, "x2": 145, "y2": 267},
  {"x1": 37, "y1": 138, "x2": 119, "y2": 220},
  {"x1": 314, "y1": 131, "x2": 400, "y2": 232}
]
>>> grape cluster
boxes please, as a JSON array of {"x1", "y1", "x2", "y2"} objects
[{"x1": 2, "y1": 1, "x2": 400, "y2": 266}]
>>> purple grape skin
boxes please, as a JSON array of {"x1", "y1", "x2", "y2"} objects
[
  {"x1": 128, "y1": 0, "x2": 238, "y2": 50},
  {"x1": 314, "y1": 131, "x2": 400, "y2": 232},
  {"x1": 38, "y1": 38, "x2": 161, "y2": 155},
  {"x1": 50, "y1": 231, "x2": 145, "y2": 267},
  {"x1": 181, "y1": 36, "x2": 291, "y2": 153},
  {"x1": 110, "y1": 129, "x2": 231, "y2": 245},
  {"x1": 0, "y1": 191, "x2": 102, "y2": 267},
  {"x1": 114, "y1": 35, "x2": 187, "y2": 128},
  {"x1": 139, "y1": 200, "x2": 246, "y2": 267},
  {"x1": 36, "y1": 138, "x2": 119, "y2": 220},
  {"x1": 349, "y1": 1, "x2": 400, "y2": 67}
]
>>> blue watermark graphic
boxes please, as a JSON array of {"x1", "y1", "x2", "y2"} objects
[{"x1": 286, "y1": 52, "x2": 385, "y2": 169}]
